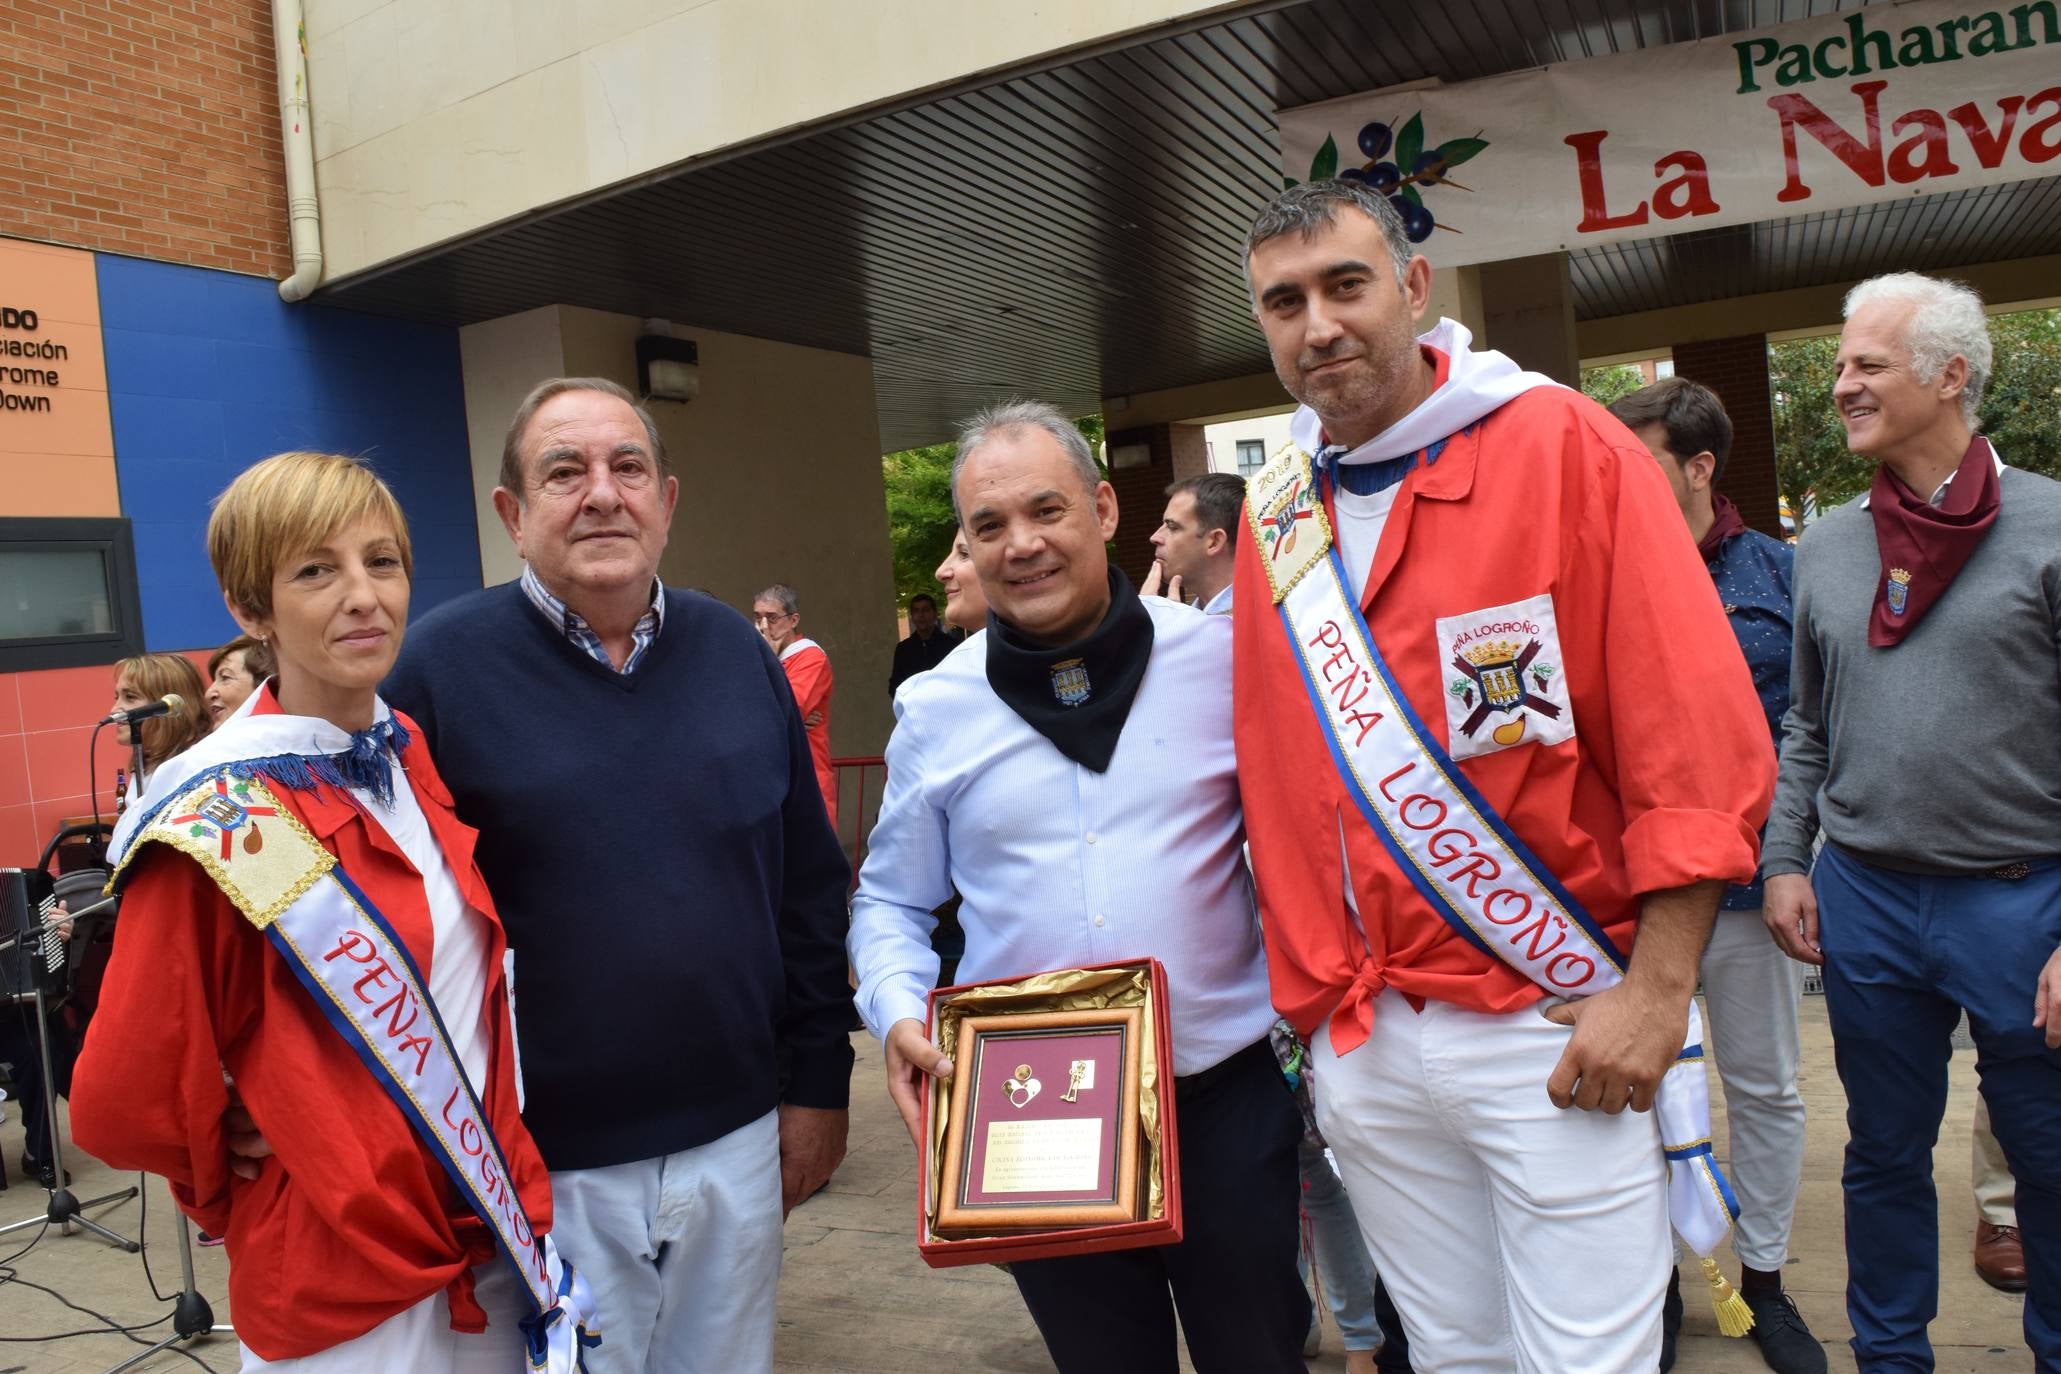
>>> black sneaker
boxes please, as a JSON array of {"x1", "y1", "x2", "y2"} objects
[
  {"x1": 1744, "y1": 1289, "x2": 1827, "y2": 1374},
  {"x1": 1660, "y1": 1266, "x2": 1683, "y2": 1372},
  {"x1": 20, "y1": 1152, "x2": 69, "y2": 1191}
]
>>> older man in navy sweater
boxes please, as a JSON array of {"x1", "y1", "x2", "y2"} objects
[{"x1": 385, "y1": 377, "x2": 853, "y2": 1374}]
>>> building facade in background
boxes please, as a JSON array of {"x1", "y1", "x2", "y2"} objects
[
  {"x1": 5, "y1": 0, "x2": 2058, "y2": 865},
  {"x1": 0, "y1": 3, "x2": 477, "y2": 863}
]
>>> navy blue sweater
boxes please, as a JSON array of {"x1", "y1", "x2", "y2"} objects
[{"x1": 385, "y1": 583, "x2": 853, "y2": 1171}]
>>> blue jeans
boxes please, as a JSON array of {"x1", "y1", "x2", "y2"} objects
[
  {"x1": 1299, "y1": 1136, "x2": 1385, "y2": 1350},
  {"x1": 1815, "y1": 845, "x2": 2061, "y2": 1371}
]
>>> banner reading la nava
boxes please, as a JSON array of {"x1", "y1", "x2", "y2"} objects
[{"x1": 1277, "y1": 0, "x2": 2061, "y2": 266}]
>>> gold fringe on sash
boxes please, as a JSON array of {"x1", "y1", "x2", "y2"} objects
[{"x1": 1699, "y1": 1256, "x2": 1757, "y2": 1337}]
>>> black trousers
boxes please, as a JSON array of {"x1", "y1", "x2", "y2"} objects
[
  {"x1": 0, "y1": 1014, "x2": 54, "y2": 1172},
  {"x1": 1011, "y1": 1039, "x2": 1310, "y2": 1374}
]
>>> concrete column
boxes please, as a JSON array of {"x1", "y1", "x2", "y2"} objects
[
  {"x1": 1425, "y1": 261, "x2": 1487, "y2": 338},
  {"x1": 1670, "y1": 334, "x2": 1782, "y2": 537},
  {"x1": 1476, "y1": 252, "x2": 1579, "y2": 384}
]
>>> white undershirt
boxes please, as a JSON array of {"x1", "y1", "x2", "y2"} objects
[
  {"x1": 1332, "y1": 482, "x2": 1404, "y2": 603},
  {"x1": 348, "y1": 769, "x2": 493, "y2": 1092}
]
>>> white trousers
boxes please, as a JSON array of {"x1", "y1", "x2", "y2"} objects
[
  {"x1": 548, "y1": 1109, "x2": 783, "y2": 1374},
  {"x1": 1974, "y1": 1094, "x2": 2018, "y2": 1227},
  {"x1": 1698, "y1": 909, "x2": 1808, "y2": 1272},
  {"x1": 240, "y1": 1261, "x2": 526, "y2": 1372},
  {"x1": 1312, "y1": 988, "x2": 1669, "y2": 1374}
]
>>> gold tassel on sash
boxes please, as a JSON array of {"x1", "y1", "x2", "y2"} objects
[{"x1": 1700, "y1": 1256, "x2": 1756, "y2": 1337}]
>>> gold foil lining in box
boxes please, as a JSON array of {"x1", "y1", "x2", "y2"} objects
[{"x1": 924, "y1": 964, "x2": 1164, "y2": 1242}]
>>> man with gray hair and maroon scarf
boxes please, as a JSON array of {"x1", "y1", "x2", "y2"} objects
[{"x1": 1763, "y1": 272, "x2": 2061, "y2": 1370}]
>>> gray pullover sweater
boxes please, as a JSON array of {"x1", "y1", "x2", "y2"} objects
[{"x1": 1765, "y1": 465, "x2": 2061, "y2": 877}]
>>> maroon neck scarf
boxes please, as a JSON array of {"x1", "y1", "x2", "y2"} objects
[
  {"x1": 1697, "y1": 494, "x2": 1748, "y2": 563},
  {"x1": 1867, "y1": 436, "x2": 2001, "y2": 648}
]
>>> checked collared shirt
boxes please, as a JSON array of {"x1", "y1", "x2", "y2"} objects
[{"x1": 518, "y1": 563, "x2": 665, "y2": 674}]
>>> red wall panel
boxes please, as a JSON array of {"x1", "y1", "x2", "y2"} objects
[{"x1": 0, "y1": 649, "x2": 210, "y2": 866}]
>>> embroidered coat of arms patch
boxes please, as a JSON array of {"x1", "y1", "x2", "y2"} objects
[
  {"x1": 1050, "y1": 657, "x2": 1091, "y2": 707},
  {"x1": 1435, "y1": 594, "x2": 1578, "y2": 760}
]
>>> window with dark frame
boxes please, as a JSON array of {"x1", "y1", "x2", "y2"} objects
[
  {"x1": 0, "y1": 518, "x2": 146, "y2": 672},
  {"x1": 1235, "y1": 439, "x2": 1266, "y2": 477}
]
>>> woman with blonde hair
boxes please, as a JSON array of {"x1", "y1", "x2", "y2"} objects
[
  {"x1": 72, "y1": 451, "x2": 595, "y2": 1372},
  {"x1": 107, "y1": 652, "x2": 207, "y2": 789}
]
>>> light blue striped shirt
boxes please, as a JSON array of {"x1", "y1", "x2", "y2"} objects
[
  {"x1": 848, "y1": 600, "x2": 1276, "y2": 1076},
  {"x1": 518, "y1": 564, "x2": 665, "y2": 674}
]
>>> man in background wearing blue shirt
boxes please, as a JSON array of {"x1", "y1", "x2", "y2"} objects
[
  {"x1": 1611, "y1": 378, "x2": 1824, "y2": 1374},
  {"x1": 848, "y1": 400, "x2": 1307, "y2": 1374}
]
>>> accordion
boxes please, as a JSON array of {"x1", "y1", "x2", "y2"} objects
[{"x1": 0, "y1": 867, "x2": 61, "y2": 1002}]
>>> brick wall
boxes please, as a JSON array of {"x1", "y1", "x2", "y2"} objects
[
  {"x1": 1, "y1": 0, "x2": 287, "y2": 277},
  {"x1": 1104, "y1": 423, "x2": 1190, "y2": 587},
  {"x1": 1670, "y1": 334, "x2": 1783, "y2": 537}
]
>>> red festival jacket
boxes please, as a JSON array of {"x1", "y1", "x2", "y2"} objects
[
  {"x1": 781, "y1": 641, "x2": 839, "y2": 831},
  {"x1": 1232, "y1": 385, "x2": 1775, "y2": 1054},
  {"x1": 70, "y1": 702, "x2": 552, "y2": 1360}
]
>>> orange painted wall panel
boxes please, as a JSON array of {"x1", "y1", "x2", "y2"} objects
[
  {"x1": 0, "y1": 452, "x2": 121, "y2": 517},
  {"x1": 0, "y1": 238, "x2": 117, "y2": 517}
]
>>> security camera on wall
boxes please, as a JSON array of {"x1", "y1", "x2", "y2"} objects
[{"x1": 636, "y1": 331, "x2": 699, "y2": 404}]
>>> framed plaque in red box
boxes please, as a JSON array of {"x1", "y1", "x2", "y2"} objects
[
  {"x1": 935, "y1": 1007, "x2": 1144, "y2": 1232},
  {"x1": 916, "y1": 958, "x2": 1181, "y2": 1268}
]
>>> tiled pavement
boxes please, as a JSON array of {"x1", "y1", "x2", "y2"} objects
[{"x1": 0, "y1": 995, "x2": 2029, "y2": 1372}]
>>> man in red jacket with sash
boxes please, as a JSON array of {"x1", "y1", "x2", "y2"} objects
[{"x1": 1231, "y1": 180, "x2": 1775, "y2": 1372}]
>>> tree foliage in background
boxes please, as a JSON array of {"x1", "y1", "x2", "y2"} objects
[
  {"x1": 1771, "y1": 306, "x2": 2061, "y2": 521},
  {"x1": 1579, "y1": 363, "x2": 1648, "y2": 409},
  {"x1": 882, "y1": 440, "x2": 958, "y2": 611},
  {"x1": 882, "y1": 412, "x2": 1107, "y2": 608}
]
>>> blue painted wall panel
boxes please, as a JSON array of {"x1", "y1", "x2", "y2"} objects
[{"x1": 97, "y1": 256, "x2": 481, "y2": 652}]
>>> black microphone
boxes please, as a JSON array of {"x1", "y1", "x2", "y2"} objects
[{"x1": 101, "y1": 692, "x2": 185, "y2": 726}]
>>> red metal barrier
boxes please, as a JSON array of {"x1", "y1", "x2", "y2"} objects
[{"x1": 833, "y1": 755, "x2": 886, "y2": 890}]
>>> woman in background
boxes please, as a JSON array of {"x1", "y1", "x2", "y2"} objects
[
  {"x1": 203, "y1": 634, "x2": 277, "y2": 726},
  {"x1": 108, "y1": 652, "x2": 207, "y2": 792},
  {"x1": 932, "y1": 529, "x2": 988, "y2": 634}
]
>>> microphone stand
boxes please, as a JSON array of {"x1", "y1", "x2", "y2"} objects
[
  {"x1": 102, "y1": 1210, "x2": 234, "y2": 1372},
  {"x1": 0, "y1": 958, "x2": 140, "y2": 1252},
  {"x1": 97, "y1": 727, "x2": 235, "y2": 1368}
]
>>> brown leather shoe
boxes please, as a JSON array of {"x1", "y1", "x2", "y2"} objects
[{"x1": 1975, "y1": 1220, "x2": 2028, "y2": 1293}]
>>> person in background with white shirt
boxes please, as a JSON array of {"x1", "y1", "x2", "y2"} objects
[
  {"x1": 848, "y1": 400, "x2": 1308, "y2": 1374},
  {"x1": 1146, "y1": 472, "x2": 1243, "y2": 615}
]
